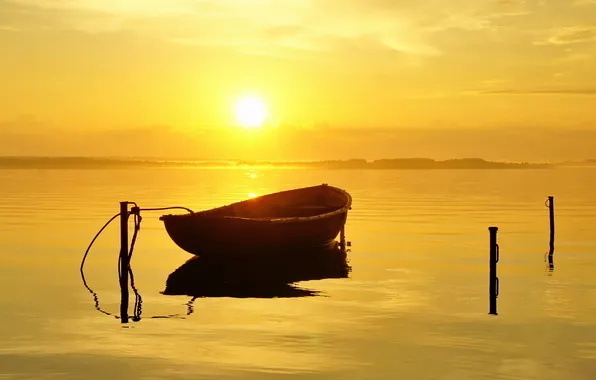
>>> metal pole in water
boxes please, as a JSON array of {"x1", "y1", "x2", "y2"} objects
[
  {"x1": 119, "y1": 201, "x2": 130, "y2": 324},
  {"x1": 339, "y1": 225, "x2": 346, "y2": 251},
  {"x1": 489, "y1": 227, "x2": 499, "y2": 315},
  {"x1": 548, "y1": 196, "x2": 555, "y2": 257}
]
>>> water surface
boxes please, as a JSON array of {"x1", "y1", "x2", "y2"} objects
[{"x1": 1, "y1": 167, "x2": 595, "y2": 379}]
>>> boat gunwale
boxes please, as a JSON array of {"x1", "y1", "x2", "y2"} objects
[{"x1": 159, "y1": 184, "x2": 352, "y2": 225}]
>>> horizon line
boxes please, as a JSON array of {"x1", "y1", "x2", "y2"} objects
[{"x1": 0, "y1": 155, "x2": 562, "y2": 162}]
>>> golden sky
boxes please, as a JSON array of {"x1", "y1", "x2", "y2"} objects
[{"x1": 1, "y1": 0, "x2": 596, "y2": 160}]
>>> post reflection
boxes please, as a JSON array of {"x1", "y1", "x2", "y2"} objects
[{"x1": 545, "y1": 251, "x2": 555, "y2": 274}]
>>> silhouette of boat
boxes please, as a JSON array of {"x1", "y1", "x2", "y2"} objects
[
  {"x1": 162, "y1": 242, "x2": 351, "y2": 298},
  {"x1": 160, "y1": 184, "x2": 352, "y2": 257}
]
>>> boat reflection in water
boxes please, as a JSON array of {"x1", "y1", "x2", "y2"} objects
[{"x1": 163, "y1": 241, "x2": 351, "y2": 298}]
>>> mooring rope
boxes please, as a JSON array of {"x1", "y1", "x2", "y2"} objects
[
  {"x1": 80, "y1": 205, "x2": 194, "y2": 322},
  {"x1": 131, "y1": 211, "x2": 142, "y2": 321},
  {"x1": 140, "y1": 206, "x2": 195, "y2": 214},
  {"x1": 80, "y1": 212, "x2": 121, "y2": 319}
]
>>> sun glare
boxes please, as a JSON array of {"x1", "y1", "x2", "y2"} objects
[{"x1": 235, "y1": 96, "x2": 267, "y2": 128}]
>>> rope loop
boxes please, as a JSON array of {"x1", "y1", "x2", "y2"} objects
[{"x1": 80, "y1": 204, "x2": 195, "y2": 321}]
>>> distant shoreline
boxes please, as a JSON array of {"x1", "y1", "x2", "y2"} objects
[{"x1": 2, "y1": 156, "x2": 594, "y2": 169}]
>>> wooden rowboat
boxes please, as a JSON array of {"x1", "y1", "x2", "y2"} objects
[{"x1": 160, "y1": 184, "x2": 352, "y2": 256}]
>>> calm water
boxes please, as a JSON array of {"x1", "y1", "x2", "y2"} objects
[{"x1": 1, "y1": 167, "x2": 596, "y2": 379}]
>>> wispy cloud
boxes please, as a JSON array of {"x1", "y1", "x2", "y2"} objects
[
  {"x1": 0, "y1": 25, "x2": 19, "y2": 31},
  {"x1": 478, "y1": 87, "x2": 596, "y2": 95},
  {"x1": 0, "y1": 0, "x2": 545, "y2": 58},
  {"x1": 573, "y1": 0, "x2": 596, "y2": 6},
  {"x1": 4, "y1": 0, "x2": 433, "y2": 56},
  {"x1": 535, "y1": 25, "x2": 596, "y2": 45}
]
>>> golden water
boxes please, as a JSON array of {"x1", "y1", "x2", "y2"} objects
[{"x1": 1, "y1": 167, "x2": 595, "y2": 379}]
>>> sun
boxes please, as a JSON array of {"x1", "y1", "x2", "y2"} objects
[{"x1": 234, "y1": 96, "x2": 267, "y2": 128}]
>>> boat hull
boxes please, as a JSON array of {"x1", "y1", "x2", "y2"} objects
[
  {"x1": 162, "y1": 208, "x2": 347, "y2": 256},
  {"x1": 160, "y1": 184, "x2": 351, "y2": 257}
]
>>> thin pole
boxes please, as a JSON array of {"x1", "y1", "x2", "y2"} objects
[
  {"x1": 119, "y1": 201, "x2": 130, "y2": 324},
  {"x1": 548, "y1": 196, "x2": 555, "y2": 257},
  {"x1": 489, "y1": 227, "x2": 499, "y2": 315},
  {"x1": 339, "y1": 225, "x2": 346, "y2": 251}
]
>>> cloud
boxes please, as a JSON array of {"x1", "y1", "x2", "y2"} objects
[
  {"x1": 535, "y1": 25, "x2": 596, "y2": 45},
  {"x1": 3, "y1": 119, "x2": 596, "y2": 161},
  {"x1": 0, "y1": 0, "x2": 543, "y2": 59},
  {"x1": 573, "y1": 0, "x2": 596, "y2": 5},
  {"x1": 0, "y1": 25, "x2": 19, "y2": 31},
  {"x1": 0, "y1": 114, "x2": 61, "y2": 132},
  {"x1": 477, "y1": 87, "x2": 596, "y2": 95}
]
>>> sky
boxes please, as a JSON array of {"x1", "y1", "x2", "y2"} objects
[{"x1": 1, "y1": 0, "x2": 596, "y2": 160}]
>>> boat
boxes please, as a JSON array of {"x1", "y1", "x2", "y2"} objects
[{"x1": 159, "y1": 184, "x2": 352, "y2": 256}]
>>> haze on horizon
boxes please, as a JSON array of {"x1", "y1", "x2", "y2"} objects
[{"x1": 1, "y1": 0, "x2": 595, "y2": 161}]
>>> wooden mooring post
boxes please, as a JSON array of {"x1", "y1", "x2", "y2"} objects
[
  {"x1": 547, "y1": 196, "x2": 555, "y2": 258},
  {"x1": 545, "y1": 196, "x2": 555, "y2": 271},
  {"x1": 119, "y1": 201, "x2": 130, "y2": 324},
  {"x1": 489, "y1": 227, "x2": 499, "y2": 315}
]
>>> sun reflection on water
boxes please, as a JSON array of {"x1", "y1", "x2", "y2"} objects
[{"x1": 245, "y1": 169, "x2": 259, "y2": 179}]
